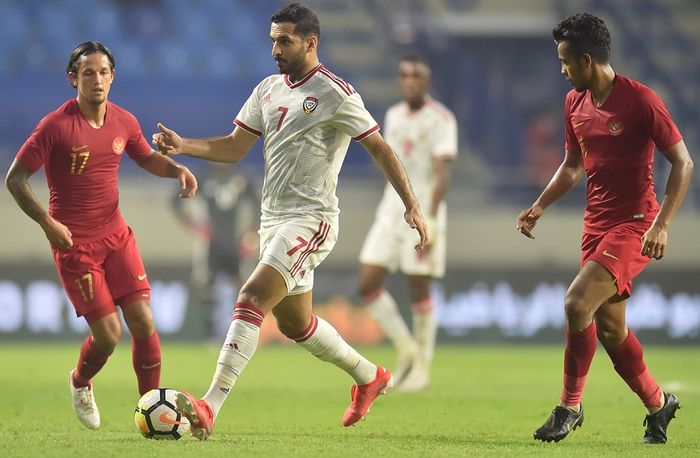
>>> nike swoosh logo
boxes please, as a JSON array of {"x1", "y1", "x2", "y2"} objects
[
  {"x1": 141, "y1": 361, "x2": 161, "y2": 370},
  {"x1": 602, "y1": 250, "x2": 620, "y2": 261},
  {"x1": 159, "y1": 412, "x2": 186, "y2": 425},
  {"x1": 573, "y1": 121, "x2": 586, "y2": 128},
  {"x1": 72, "y1": 145, "x2": 88, "y2": 152},
  {"x1": 138, "y1": 274, "x2": 148, "y2": 280}
]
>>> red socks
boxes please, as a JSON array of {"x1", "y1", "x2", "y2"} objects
[
  {"x1": 132, "y1": 331, "x2": 161, "y2": 395},
  {"x1": 73, "y1": 336, "x2": 112, "y2": 388},
  {"x1": 606, "y1": 329, "x2": 662, "y2": 408},
  {"x1": 560, "y1": 322, "x2": 597, "y2": 406}
]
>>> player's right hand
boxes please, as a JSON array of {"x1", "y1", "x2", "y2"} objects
[
  {"x1": 516, "y1": 204, "x2": 543, "y2": 239},
  {"x1": 39, "y1": 214, "x2": 73, "y2": 249},
  {"x1": 405, "y1": 205, "x2": 428, "y2": 250},
  {"x1": 152, "y1": 123, "x2": 183, "y2": 156}
]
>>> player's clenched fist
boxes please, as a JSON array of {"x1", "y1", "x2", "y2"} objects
[{"x1": 152, "y1": 123, "x2": 183, "y2": 156}]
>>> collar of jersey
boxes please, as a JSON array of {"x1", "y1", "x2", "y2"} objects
[{"x1": 284, "y1": 64, "x2": 324, "y2": 89}]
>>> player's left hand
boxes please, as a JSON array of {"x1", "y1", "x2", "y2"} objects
[
  {"x1": 178, "y1": 166, "x2": 198, "y2": 198},
  {"x1": 641, "y1": 224, "x2": 668, "y2": 259},
  {"x1": 405, "y1": 205, "x2": 428, "y2": 250}
]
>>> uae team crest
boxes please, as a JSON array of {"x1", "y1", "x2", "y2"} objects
[{"x1": 303, "y1": 96, "x2": 318, "y2": 114}]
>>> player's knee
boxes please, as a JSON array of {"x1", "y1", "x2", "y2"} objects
[
  {"x1": 358, "y1": 283, "x2": 381, "y2": 303},
  {"x1": 596, "y1": 324, "x2": 626, "y2": 349},
  {"x1": 93, "y1": 326, "x2": 121, "y2": 351},
  {"x1": 124, "y1": 303, "x2": 155, "y2": 338},
  {"x1": 564, "y1": 293, "x2": 591, "y2": 323},
  {"x1": 274, "y1": 313, "x2": 309, "y2": 338}
]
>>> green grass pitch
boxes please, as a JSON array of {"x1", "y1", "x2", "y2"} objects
[{"x1": 1, "y1": 343, "x2": 698, "y2": 457}]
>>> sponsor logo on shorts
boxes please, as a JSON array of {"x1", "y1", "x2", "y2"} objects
[
  {"x1": 602, "y1": 250, "x2": 620, "y2": 261},
  {"x1": 138, "y1": 274, "x2": 148, "y2": 281},
  {"x1": 632, "y1": 213, "x2": 645, "y2": 220}
]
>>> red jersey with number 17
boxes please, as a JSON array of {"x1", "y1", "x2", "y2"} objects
[
  {"x1": 564, "y1": 74, "x2": 682, "y2": 234},
  {"x1": 16, "y1": 99, "x2": 152, "y2": 243}
]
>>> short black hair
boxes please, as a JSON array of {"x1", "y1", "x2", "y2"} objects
[
  {"x1": 553, "y1": 13, "x2": 611, "y2": 63},
  {"x1": 67, "y1": 41, "x2": 115, "y2": 75},
  {"x1": 271, "y1": 3, "x2": 320, "y2": 40},
  {"x1": 399, "y1": 55, "x2": 430, "y2": 68}
]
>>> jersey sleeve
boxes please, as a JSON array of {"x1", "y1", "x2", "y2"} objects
[
  {"x1": 125, "y1": 114, "x2": 152, "y2": 160},
  {"x1": 432, "y1": 112, "x2": 458, "y2": 158},
  {"x1": 563, "y1": 91, "x2": 581, "y2": 154},
  {"x1": 15, "y1": 116, "x2": 59, "y2": 173},
  {"x1": 639, "y1": 88, "x2": 682, "y2": 150},
  {"x1": 332, "y1": 93, "x2": 380, "y2": 141},
  {"x1": 234, "y1": 84, "x2": 264, "y2": 137}
]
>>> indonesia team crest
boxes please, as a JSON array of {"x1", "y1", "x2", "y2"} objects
[
  {"x1": 607, "y1": 118, "x2": 623, "y2": 135},
  {"x1": 303, "y1": 96, "x2": 318, "y2": 114},
  {"x1": 112, "y1": 136, "x2": 125, "y2": 155}
]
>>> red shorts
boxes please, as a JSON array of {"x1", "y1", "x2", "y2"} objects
[
  {"x1": 52, "y1": 225, "x2": 151, "y2": 323},
  {"x1": 581, "y1": 221, "x2": 652, "y2": 298}
]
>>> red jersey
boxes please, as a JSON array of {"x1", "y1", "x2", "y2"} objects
[
  {"x1": 564, "y1": 74, "x2": 682, "y2": 234},
  {"x1": 16, "y1": 99, "x2": 152, "y2": 243}
]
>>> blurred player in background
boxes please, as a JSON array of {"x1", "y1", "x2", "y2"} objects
[
  {"x1": 152, "y1": 3, "x2": 427, "y2": 440},
  {"x1": 173, "y1": 164, "x2": 258, "y2": 339},
  {"x1": 4, "y1": 42, "x2": 197, "y2": 430},
  {"x1": 516, "y1": 13, "x2": 693, "y2": 444},
  {"x1": 358, "y1": 56, "x2": 457, "y2": 392}
]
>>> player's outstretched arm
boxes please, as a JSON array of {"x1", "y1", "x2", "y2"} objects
[
  {"x1": 360, "y1": 132, "x2": 428, "y2": 249},
  {"x1": 516, "y1": 148, "x2": 584, "y2": 239},
  {"x1": 5, "y1": 159, "x2": 73, "y2": 249},
  {"x1": 151, "y1": 123, "x2": 258, "y2": 164},
  {"x1": 641, "y1": 140, "x2": 694, "y2": 259},
  {"x1": 134, "y1": 152, "x2": 198, "y2": 198}
]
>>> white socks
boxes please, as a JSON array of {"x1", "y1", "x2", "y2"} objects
[
  {"x1": 412, "y1": 309, "x2": 437, "y2": 369},
  {"x1": 365, "y1": 289, "x2": 417, "y2": 360},
  {"x1": 202, "y1": 304, "x2": 264, "y2": 418},
  {"x1": 294, "y1": 315, "x2": 376, "y2": 385}
]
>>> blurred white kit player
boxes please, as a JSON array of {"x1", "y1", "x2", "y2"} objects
[{"x1": 359, "y1": 56, "x2": 457, "y2": 392}]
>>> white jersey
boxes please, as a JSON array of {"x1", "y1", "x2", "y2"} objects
[
  {"x1": 234, "y1": 64, "x2": 379, "y2": 228},
  {"x1": 376, "y1": 96, "x2": 458, "y2": 219}
]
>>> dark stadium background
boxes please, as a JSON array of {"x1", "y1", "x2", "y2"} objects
[{"x1": 1, "y1": 0, "x2": 698, "y2": 343}]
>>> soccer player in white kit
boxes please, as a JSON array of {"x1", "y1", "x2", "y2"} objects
[
  {"x1": 358, "y1": 56, "x2": 457, "y2": 392},
  {"x1": 152, "y1": 3, "x2": 427, "y2": 440}
]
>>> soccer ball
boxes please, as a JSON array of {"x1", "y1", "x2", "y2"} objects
[{"x1": 134, "y1": 388, "x2": 190, "y2": 440}]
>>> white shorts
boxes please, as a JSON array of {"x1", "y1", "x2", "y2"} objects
[
  {"x1": 259, "y1": 217, "x2": 337, "y2": 295},
  {"x1": 359, "y1": 207, "x2": 446, "y2": 278}
]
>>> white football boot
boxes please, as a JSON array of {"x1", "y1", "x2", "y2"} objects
[
  {"x1": 397, "y1": 360, "x2": 430, "y2": 393},
  {"x1": 68, "y1": 370, "x2": 100, "y2": 429}
]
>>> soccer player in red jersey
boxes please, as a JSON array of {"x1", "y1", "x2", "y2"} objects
[
  {"x1": 516, "y1": 14, "x2": 693, "y2": 444},
  {"x1": 5, "y1": 42, "x2": 198, "y2": 430}
]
